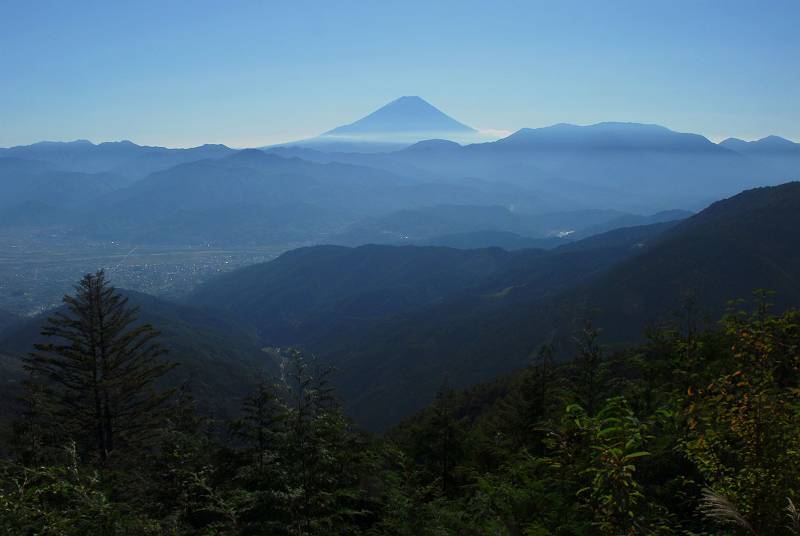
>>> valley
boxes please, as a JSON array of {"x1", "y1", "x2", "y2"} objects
[{"x1": 0, "y1": 230, "x2": 288, "y2": 315}]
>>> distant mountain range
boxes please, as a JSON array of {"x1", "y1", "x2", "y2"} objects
[
  {"x1": 266, "y1": 115, "x2": 800, "y2": 212},
  {"x1": 0, "y1": 140, "x2": 234, "y2": 179},
  {"x1": 719, "y1": 135, "x2": 800, "y2": 180},
  {"x1": 720, "y1": 135, "x2": 800, "y2": 154},
  {"x1": 326, "y1": 204, "x2": 691, "y2": 247},
  {"x1": 497, "y1": 122, "x2": 722, "y2": 152},
  {"x1": 1, "y1": 97, "x2": 799, "y2": 250},
  {"x1": 412, "y1": 230, "x2": 565, "y2": 250}
]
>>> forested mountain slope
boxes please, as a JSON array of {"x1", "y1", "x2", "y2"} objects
[
  {"x1": 577, "y1": 181, "x2": 800, "y2": 339},
  {"x1": 189, "y1": 182, "x2": 800, "y2": 429},
  {"x1": 190, "y1": 219, "x2": 677, "y2": 428},
  {"x1": 341, "y1": 182, "x2": 800, "y2": 428},
  {"x1": 188, "y1": 244, "x2": 521, "y2": 344}
]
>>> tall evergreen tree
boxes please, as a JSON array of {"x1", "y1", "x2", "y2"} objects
[
  {"x1": 22, "y1": 270, "x2": 175, "y2": 465},
  {"x1": 232, "y1": 373, "x2": 287, "y2": 459},
  {"x1": 492, "y1": 343, "x2": 559, "y2": 452},
  {"x1": 281, "y1": 348, "x2": 362, "y2": 534},
  {"x1": 428, "y1": 380, "x2": 464, "y2": 497},
  {"x1": 569, "y1": 320, "x2": 606, "y2": 416}
]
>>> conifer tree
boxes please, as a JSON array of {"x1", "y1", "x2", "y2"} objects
[
  {"x1": 429, "y1": 380, "x2": 464, "y2": 497},
  {"x1": 23, "y1": 270, "x2": 175, "y2": 465},
  {"x1": 282, "y1": 348, "x2": 359, "y2": 534},
  {"x1": 570, "y1": 320, "x2": 606, "y2": 416},
  {"x1": 493, "y1": 343, "x2": 559, "y2": 451},
  {"x1": 233, "y1": 373, "x2": 287, "y2": 458},
  {"x1": 231, "y1": 349, "x2": 367, "y2": 534}
]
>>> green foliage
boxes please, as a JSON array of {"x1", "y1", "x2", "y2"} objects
[
  {"x1": 568, "y1": 397, "x2": 659, "y2": 534},
  {"x1": 5, "y1": 273, "x2": 800, "y2": 534},
  {"x1": 377, "y1": 299, "x2": 800, "y2": 534},
  {"x1": 685, "y1": 296, "x2": 800, "y2": 534},
  {"x1": 0, "y1": 443, "x2": 162, "y2": 535},
  {"x1": 207, "y1": 349, "x2": 373, "y2": 535}
]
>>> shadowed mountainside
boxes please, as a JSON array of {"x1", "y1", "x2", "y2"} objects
[{"x1": 189, "y1": 182, "x2": 800, "y2": 429}]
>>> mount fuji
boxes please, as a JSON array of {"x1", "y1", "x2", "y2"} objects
[
  {"x1": 325, "y1": 96, "x2": 475, "y2": 136},
  {"x1": 272, "y1": 96, "x2": 485, "y2": 152}
]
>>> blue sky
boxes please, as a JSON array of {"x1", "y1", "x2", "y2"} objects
[{"x1": 1, "y1": 0, "x2": 798, "y2": 147}]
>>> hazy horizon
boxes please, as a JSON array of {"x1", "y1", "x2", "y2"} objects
[
  {"x1": 2, "y1": 108, "x2": 797, "y2": 150},
  {"x1": 2, "y1": 0, "x2": 799, "y2": 148}
]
